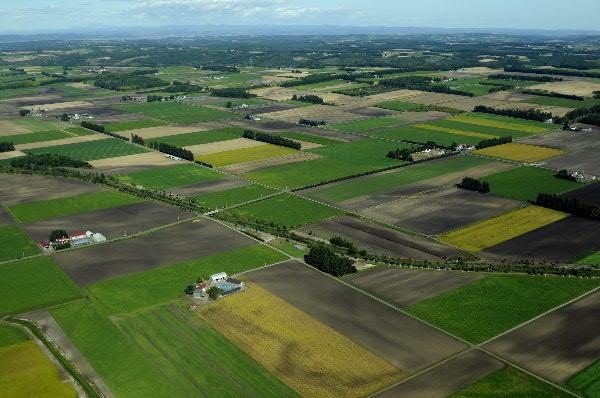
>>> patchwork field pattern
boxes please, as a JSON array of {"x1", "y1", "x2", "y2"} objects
[
  {"x1": 25, "y1": 138, "x2": 149, "y2": 161},
  {"x1": 116, "y1": 102, "x2": 237, "y2": 124}
]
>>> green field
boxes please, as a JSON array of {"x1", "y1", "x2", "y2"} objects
[
  {"x1": 370, "y1": 125, "x2": 482, "y2": 146},
  {"x1": 481, "y1": 166, "x2": 583, "y2": 202},
  {"x1": 0, "y1": 225, "x2": 40, "y2": 261},
  {"x1": 328, "y1": 117, "x2": 405, "y2": 133},
  {"x1": 0, "y1": 257, "x2": 80, "y2": 315},
  {"x1": 0, "y1": 118, "x2": 61, "y2": 133},
  {"x1": 450, "y1": 366, "x2": 571, "y2": 397},
  {"x1": 0, "y1": 323, "x2": 28, "y2": 348},
  {"x1": 116, "y1": 102, "x2": 237, "y2": 124},
  {"x1": 226, "y1": 194, "x2": 344, "y2": 228},
  {"x1": 118, "y1": 163, "x2": 222, "y2": 190},
  {"x1": 103, "y1": 119, "x2": 167, "y2": 132},
  {"x1": 7, "y1": 190, "x2": 144, "y2": 223},
  {"x1": 376, "y1": 101, "x2": 430, "y2": 112},
  {"x1": 198, "y1": 144, "x2": 298, "y2": 167},
  {"x1": 272, "y1": 131, "x2": 342, "y2": 145},
  {"x1": 433, "y1": 77, "x2": 507, "y2": 97},
  {"x1": 151, "y1": 127, "x2": 244, "y2": 147},
  {"x1": 426, "y1": 119, "x2": 534, "y2": 139},
  {"x1": 521, "y1": 95, "x2": 600, "y2": 109},
  {"x1": 0, "y1": 130, "x2": 70, "y2": 145},
  {"x1": 407, "y1": 274, "x2": 598, "y2": 343},
  {"x1": 195, "y1": 184, "x2": 278, "y2": 209},
  {"x1": 88, "y1": 245, "x2": 287, "y2": 315},
  {"x1": 567, "y1": 360, "x2": 600, "y2": 398},
  {"x1": 26, "y1": 138, "x2": 149, "y2": 161},
  {"x1": 268, "y1": 238, "x2": 309, "y2": 257},
  {"x1": 310, "y1": 155, "x2": 490, "y2": 203},
  {"x1": 577, "y1": 252, "x2": 600, "y2": 267},
  {"x1": 452, "y1": 113, "x2": 552, "y2": 132},
  {"x1": 244, "y1": 139, "x2": 412, "y2": 189}
]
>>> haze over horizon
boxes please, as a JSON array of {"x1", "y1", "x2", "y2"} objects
[{"x1": 2, "y1": 0, "x2": 600, "y2": 35}]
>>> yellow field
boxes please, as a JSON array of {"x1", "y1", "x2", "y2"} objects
[
  {"x1": 449, "y1": 115, "x2": 549, "y2": 134},
  {"x1": 474, "y1": 143, "x2": 565, "y2": 163},
  {"x1": 415, "y1": 123, "x2": 496, "y2": 139},
  {"x1": 440, "y1": 206, "x2": 567, "y2": 252},
  {"x1": 199, "y1": 284, "x2": 403, "y2": 398},
  {"x1": 197, "y1": 144, "x2": 298, "y2": 167},
  {"x1": 0, "y1": 341, "x2": 77, "y2": 398}
]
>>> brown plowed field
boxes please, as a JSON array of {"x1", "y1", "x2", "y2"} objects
[
  {"x1": 344, "y1": 266, "x2": 484, "y2": 307},
  {"x1": 247, "y1": 260, "x2": 467, "y2": 371},
  {"x1": 54, "y1": 219, "x2": 255, "y2": 286},
  {"x1": 485, "y1": 291, "x2": 600, "y2": 383},
  {"x1": 168, "y1": 178, "x2": 248, "y2": 197}
]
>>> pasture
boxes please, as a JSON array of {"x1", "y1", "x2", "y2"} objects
[
  {"x1": 150, "y1": 127, "x2": 244, "y2": 147},
  {"x1": 25, "y1": 138, "x2": 149, "y2": 161},
  {"x1": 197, "y1": 143, "x2": 298, "y2": 167},
  {"x1": 327, "y1": 117, "x2": 404, "y2": 133},
  {"x1": 0, "y1": 257, "x2": 80, "y2": 315},
  {"x1": 116, "y1": 304, "x2": 298, "y2": 397},
  {"x1": 568, "y1": 360, "x2": 600, "y2": 398},
  {"x1": 474, "y1": 142, "x2": 566, "y2": 163},
  {"x1": 118, "y1": 163, "x2": 222, "y2": 190},
  {"x1": 116, "y1": 102, "x2": 236, "y2": 124},
  {"x1": 0, "y1": 324, "x2": 28, "y2": 347},
  {"x1": 449, "y1": 366, "x2": 572, "y2": 397},
  {"x1": 0, "y1": 130, "x2": 72, "y2": 145},
  {"x1": 0, "y1": 224, "x2": 40, "y2": 261},
  {"x1": 225, "y1": 194, "x2": 344, "y2": 228},
  {"x1": 7, "y1": 190, "x2": 144, "y2": 223},
  {"x1": 0, "y1": 341, "x2": 77, "y2": 398},
  {"x1": 521, "y1": 95, "x2": 600, "y2": 109},
  {"x1": 407, "y1": 274, "x2": 598, "y2": 343},
  {"x1": 440, "y1": 206, "x2": 567, "y2": 252},
  {"x1": 103, "y1": 119, "x2": 167, "y2": 132},
  {"x1": 88, "y1": 244, "x2": 285, "y2": 315},
  {"x1": 481, "y1": 166, "x2": 583, "y2": 202},
  {"x1": 200, "y1": 283, "x2": 404, "y2": 398},
  {"x1": 195, "y1": 184, "x2": 277, "y2": 209},
  {"x1": 247, "y1": 261, "x2": 467, "y2": 371}
]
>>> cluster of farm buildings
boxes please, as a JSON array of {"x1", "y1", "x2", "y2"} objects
[
  {"x1": 39, "y1": 230, "x2": 106, "y2": 250},
  {"x1": 192, "y1": 272, "x2": 245, "y2": 299}
]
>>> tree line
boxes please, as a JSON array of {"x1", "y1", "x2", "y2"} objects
[
  {"x1": 242, "y1": 130, "x2": 301, "y2": 150},
  {"x1": 521, "y1": 89, "x2": 583, "y2": 101},
  {"x1": 555, "y1": 169, "x2": 578, "y2": 182},
  {"x1": 291, "y1": 94, "x2": 324, "y2": 104},
  {"x1": 10, "y1": 154, "x2": 92, "y2": 170},
  {"x1": 299, "y1": 118, "x2": 327, "y2": 126},
  {"x1": 210, "y1": 87, "x2": 256, "y2": 98},
  {"x1": 487, "y1": 73, "x2": 562, "y2": 83},
  {"x1": 555, "y1": 104, "x2": 600, "y2": 127},
  {"x1": 473, "y1": 105, "x2": 552, "y2": 122},
  {"x1": 504, "y1": 66, "x2": 600, "y2": 79},
  {"x1": 534, "y1": 193, "x2": 600, "y2": 221},
  {"x1": 81, "y1": 121, "x2": 128, "y2": 141},
  {"x1": 476, "y1": 136, "x2": 512, "y2": 149},
  {"x1": 147, "y1": 141, "x2": 194, "y2": 161},
  {"x1": 0, "y1": 142, "x2": 15, "y2": 152},
  {"x1": 201, "y1": 65, "x2": 240, "y2": 73},
  {"x1": 457, "y1": 177, "x2": 490, "y2": 193},
  {"x1": 94, "y1": 72, "x2": 165, "y2": 91}
]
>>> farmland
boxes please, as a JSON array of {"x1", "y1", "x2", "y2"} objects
[
  {"x1": 150, "y1": 127, "x2": 244, "y2": 147},
  {"x1": 407, "y1": 274, "x2": 598, "y2": 343},
  {"x1": 7, "y1": 190, "x2": 144, "y2": 223},
  {"x1": 440, "y1": 206, "x2": 567, "y2": 252},
  {"x1": 328, "y1": 117, "x2": 404, "y2": 133},
  {"x1": 117, "y1": 163, "x2": 223, "y2": 190},
  {"x1": 200, "y1": 283, "x2": 404, "y2": 398},
  {"x1": 195, "y1": 184, "x2": 277, "y2": 209},
  {"x1": 481, "y1": 166, "x2": 583, "y2": 202},
  {"x1": 25, "y1": 138, "x2": 150, "y2": 161},
  {"x1": 103, "y1": 119, "x2": 167, "y2": 132},
  {"x1": 0, "y1": 224, "x2": 40, "y2": 261},
  {"x1": 0, "y1": 257, "x2": 80, "y2": 315},
  {"x1": 475, "y1": 143, "x2": 566, "y2": 162},
  {"x1": 116, "y1": 102, "x2": 237, "y2": 124},
  {"x1": 198, "y1": 143, "x2": 299, "y2": 167}
]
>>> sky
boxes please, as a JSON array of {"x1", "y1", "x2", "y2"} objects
[{"x1": 2, "y1": 0, "x2": 600, "y2": 34}]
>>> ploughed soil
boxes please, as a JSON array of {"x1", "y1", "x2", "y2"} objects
[
  {"x1": 344, "y1": 266, "x2": 484, "y2": 307},
  {"x1": 561, "y1": 182, "x2": 600, "y2": 207},
  {"x1": 375, "y1": 350, "x2": 503, "y2": 398},
  {"x1": 545, "y1": 150, "x2": 600, "y2": 176},
  {"x1": 481, "y1": 216, "x2": 600, "y2": 263},
  {"x1": 22, "y1": 201, "x2": 193, "y2": 242},
  {"x1": 298, "y1": 216, "x2": 463, "y2": 260},
  {"x1": 518, "y1": 129, "x2": 600, "y2": 151},
  {"x1": 485, "y1": 291, "x2": 600, "y2": 383},
  {"x1": 0, "y1": 206, "x2": 14, "y2": 226},
  {"x1": 0, "y1": 173, "x2": 105, "y2": 207},
  {"x1": 54, "y1": 219, "x2": 255, "y2": 286},
  {"x1": 247, "y1": 260, "x2": 467, "y2": 372}
]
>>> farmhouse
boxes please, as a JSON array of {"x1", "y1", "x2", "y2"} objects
[{"x1": 210, "y1": 272, "x2": 228, "y2": 283}]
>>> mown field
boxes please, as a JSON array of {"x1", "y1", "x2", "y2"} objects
[
  {"x1": 0, "y1": 340, "x2": 77, "y2": 398},
  {"x1": 195, "y1": 184, "x2": 277, "y2": 209},
  {"x1": 88, "y1": 245, "x2": 287, "y2": 315},
  {"x1": 26, "y1": 138, "x2": 149, "y2": 161},
  {"x1": 449, "y1": 366, "x2": 572, "y2": 397},
  {"x1": 0, "y1": 224, "x2": 40, "y2": 261},
  {"x1": 104, "y1": 119, "x2": 167, "y2": 132},
  {"x1": 310, "y1": 155, "x2": 490, "y2": 203},
  {"x1": 0, "y1": 118, "x2": 61, "y2": 133},
  {"x1": 225, "y1": 194, "x2": 344, "y2": 228},
  {"x1": 0, "y1": 257, "x2": 80, "y2": 315},
  {"x1": 198, "y1": 144, "x2": 298, "y2": 167},
  {"x1": 567, "y1": 360, "x2": 600, "y2": 398},
  {"x1": 407, "y1": 274, "x2": 599, "y2": 343},
  {"x1": 7, "y1": 190, "x2": 144, "y2": 223},
  {"x1": 116, "y1": 304, "x2": 298, "y2": 397},
  {"x1": 475, "y1": 143, "x2": 566, "y2": 163},
  {"x1": 116, "y1": 102, "x2": 237, "y2": 124},
  {"x1": 0, "y1": 128, "x2": 92, "y2": 145},
  {"x1": 199, "y1": 283, "x2": 404, "y2": 398},
  {"x1": 481, "y1": 166, "x2": 583, "y2": 202},
  {"x1": 150, "y1": 127, "x2": 244, "y2": 147},
  {"x1": 449, "y1": 114, "x2": 552, "y2": 134},
  {"x1": 244, "y1": 139, "x2": 413, "y2": 189},
  {"x1": 118, "y1": 163, "x2": 223, "y2": 190},
  {"x1": 440, "y1": 206, "x2": 567, "y2": 252},
  {"x1": 577, "y1": 252, "x2": 600, "y2": 267}
]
